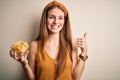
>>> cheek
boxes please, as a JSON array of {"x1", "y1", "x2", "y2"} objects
[
  {"x1": 47, "y1": 20, "x2": 52, "y2": 27},
  {"x1": 47, "y1": 19, "x2": 50, "y2": 24},
  {"x1": 61, "y1": 20, "x2": 65, "y2": 26}
]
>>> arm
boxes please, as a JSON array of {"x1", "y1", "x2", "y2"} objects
[
  {"x1": 72, "y1": 50, "x2": 87, "y2": 80},
  {"x1": 22, "y1": 41, "x2": 37, "y2": 80},
  {"x1": 9, "y1": 41, "x2": 37, "y2": 80},
  {"x1": 72, "y1": 33, "x2": 88, "y2": 80}
]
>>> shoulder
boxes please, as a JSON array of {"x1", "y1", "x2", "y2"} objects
[
  {"x1": 30, "y1": 40, "x2": 38, "y2": 47},
  {"x1": 29, "y1": 40, "x2": 38, "y2": 55}
]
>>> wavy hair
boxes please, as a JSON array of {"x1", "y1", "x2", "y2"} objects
[{"x1": 36, "y1": 1, "x2": 73, "y2": 77}]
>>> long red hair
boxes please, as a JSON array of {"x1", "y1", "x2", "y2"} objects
[{"x1": 36, "y1": 1, "x2": 73, "y2": 77}]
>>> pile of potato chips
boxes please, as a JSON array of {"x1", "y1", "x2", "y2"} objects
[{"x1": 11, "y1": 41, "x2": 29, "y2": 53}]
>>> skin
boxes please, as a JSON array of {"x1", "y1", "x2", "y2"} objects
[
  {"x1": 9, "y1": 7, "x2": 88, "y2": 80},
  {"x1": 44, "y1": 8, "x2": 65, "y2": 60}
]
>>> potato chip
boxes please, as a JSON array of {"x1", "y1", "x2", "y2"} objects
[{"x1": 11, "y1": 41, "x2": 29, "y2": 53}]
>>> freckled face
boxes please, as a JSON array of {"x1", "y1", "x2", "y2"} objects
[{"x1": 47, "y1": 8, "x2": 65, "y2": 34}]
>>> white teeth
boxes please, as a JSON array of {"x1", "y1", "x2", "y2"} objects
[{"x1": 51, "y1": 25, "x2": 60, "y2": 28}]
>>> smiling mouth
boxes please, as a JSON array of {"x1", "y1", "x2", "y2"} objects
[{"x1": 51, "y1": 24, "x2": 60, "y2": 29}]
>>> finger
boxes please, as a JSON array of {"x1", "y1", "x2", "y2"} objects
[
  {"x1": 84, "y1": 32, "x2": 88, "y2": 41},
  {"x1": 14, "y1": 52, "x2": 17, "y2": 60},
  {"x1": 9, "y1": 50, "x2": 13, "y2": 57},
  {"x1": 25, "y1": 50, "x2": 29, "y2": 58},
  {"x1": 77, "y1": 38, "x2": 84, "y2": 43},
  {"x1": 77, "y1": 37, "x2": 82, "y2": 40},
  {"x1": 19, "y1": 53, "x2": 23, "y2": 62},
  {"x1": 11, "y1": 51, "x2": 15, "y2": 58},
  {"x1": 13, "y1": 51, "x2": 17, "y2": 59},
  {"x1": 14, "y1": 52, "x2": 20, "y2": 60},
  {"x1": 21, "y1": 52, "x2": 24, "y2": 58},
  {"x1": 77, "y1": 44, "x2": 84, "y2": 48}
]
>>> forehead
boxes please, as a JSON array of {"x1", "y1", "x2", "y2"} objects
[{"x1": 48, "y1": 8, "x2": 64, "y2": 16}]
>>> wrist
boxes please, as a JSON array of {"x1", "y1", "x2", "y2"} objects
[
  {"x1": 22, "y1": 63, "x2": 29, "y2": 69},
  {"x1": 21, "y1": 60, "x2": 28, "y2": 67},
  {"x1": 79, "y1": 54, "x2": 88, "y2": 61}
]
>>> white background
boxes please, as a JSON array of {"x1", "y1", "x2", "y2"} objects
[{"x1": 0, "y1": 0, "x2": 120, "y2": 80}]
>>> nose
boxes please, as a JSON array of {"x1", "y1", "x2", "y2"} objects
[{"x1": 53, "y1": 18, "x2": 59, "y2": 24}]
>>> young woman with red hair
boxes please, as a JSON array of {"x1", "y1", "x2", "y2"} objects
[{"x1": 10, "y1": 1, "x2": 88, "y2": 80}]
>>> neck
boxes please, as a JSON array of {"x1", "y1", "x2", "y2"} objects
[{"x1": 45, "y1": 33, "x2": 59, "y2": 47}]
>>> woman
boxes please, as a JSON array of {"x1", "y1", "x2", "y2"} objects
[{"x1": 10, "y1": 1, "x2": 88, "y2": 80}]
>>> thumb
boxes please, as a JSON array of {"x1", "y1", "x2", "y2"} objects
[{"x1": 84, "y1": 32, "x2": 88, "y2": 40}]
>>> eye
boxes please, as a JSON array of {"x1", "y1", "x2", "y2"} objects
[
  {"x1": 59, "y1": 17, "x2": 64, "y2": 20},
  {"x1": 48, "y1": 16, "x2": 54, "y2": 19}
]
